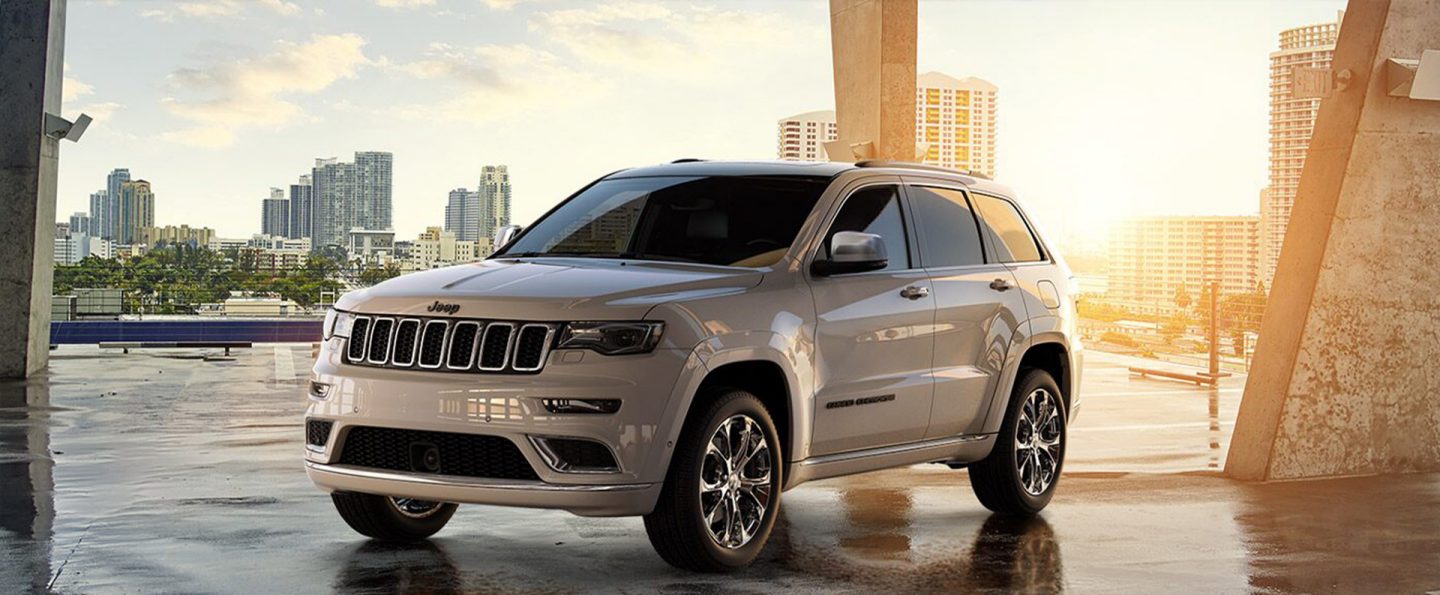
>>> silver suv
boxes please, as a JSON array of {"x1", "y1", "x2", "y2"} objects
[{"x1": 305, "y1": 160, "x2": 1082, "y2": 572}]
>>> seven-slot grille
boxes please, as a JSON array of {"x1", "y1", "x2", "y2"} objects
[{"x1": 342, "y1": 313, "x2": 556, "y2": 374}]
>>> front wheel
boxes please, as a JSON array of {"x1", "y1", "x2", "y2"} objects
[
  {"x1": 968, "y1": 369, "x2": 1067, "y2": 514},
  {"x1": 331, "y1": 492, "x2": 457, "y2": 541},
  {"x1": 643, "y1": 389, "x2": 782, "y2": 572}
]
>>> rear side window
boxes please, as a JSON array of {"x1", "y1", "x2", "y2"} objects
[
  {"x1": 823, "y1": 185, "x2": 910, "y2": 271},
  {"x1": 974, "y1": 194, "x2": 1045, "y2": 263},
  {"x1": 907, "y1": 186, "x2": 985, "y2": 267}
]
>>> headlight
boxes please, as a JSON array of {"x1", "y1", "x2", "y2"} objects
[
  {"x1": 556, "y1": 321, "x2": 664, "y2": 355},
  {"x1": 329, "y1": 311, "x2": 358, "y2": 339}
]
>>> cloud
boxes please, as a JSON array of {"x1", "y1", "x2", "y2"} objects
[
  {"x1": 161, "y1": 34, "x2": 372, "y2": 147},
  {"x1": 376, "y1": 0, "x2": 437, "y2": 7},
  {"x1": 527, "y1": 2, "x2": 805, "y2": 81},
  {"x1": 143, "y1": 0, "x2": 301, "y2": 22},
  {"x1": 63, "y1": 63, "x2": 94, "y2": 103},
  {"x1": 482, "y1": 0, "x2": 538, "y2": 10},
  {"x1": 388, "y1": 42, "x2": 605, "y2": 123}
]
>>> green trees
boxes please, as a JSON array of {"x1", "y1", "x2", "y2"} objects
[{"x1": 53, "y1": 246, "x2": 344, "y2": 314}]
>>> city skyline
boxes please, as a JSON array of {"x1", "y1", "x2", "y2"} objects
[{"x1": 55, "y1": 1, "x2": 1344, "y2": 243}]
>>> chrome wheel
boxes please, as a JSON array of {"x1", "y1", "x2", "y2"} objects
[
  {"x1": 389, "y1": 497, "x2": 445, "y2": 519},
  {"x1": 1014, "y1": 388, "x2": 1063, "y2": 496},
  {"x1": 699, "y1": 414, "x2": 773, "y2": 549}
]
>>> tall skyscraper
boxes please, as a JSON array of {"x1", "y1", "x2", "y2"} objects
[
  {"x1": 777, "y1": 111, "x2": 839, "y2": 161},
  {"x1": 88, "y1": 190, "x2": 106, "y2": 237},
  {"x1": 68, "y1": 212, "x2": 90, "y2": 239},
  {"x1": 478, "y1": 165, "x2": 511, "y2": 241},
  {"x1": 1107, "y1": 216, "x2": 1261, "y2": 315},
  {"x1": 445, "y1": 188, "x2": 481, "y2": 242},
  {"x1": 261, "y1": 188, "x2": 290, "y2": 238},
  {"x1": 1261, "y1": 14, "x2": 1342, "y2": 286},
  {"x1": 115, "y1": 179, "x2": 154, "y2": 245},
  {"x1": 915, "y1": 72, "x2": 998, "y2": 177},
  {"x1": 774, "y1": 71, "x2": 998, "y2": 177},
  {"x1": 312, "y1": 152, "x2": 393, "y2": 250},
  {"x1": 105, "y1": 168, "x2": 131, "y2": 240},
  {"x1": 288, "y1": 174, "x2": 313, "y2": 241}
]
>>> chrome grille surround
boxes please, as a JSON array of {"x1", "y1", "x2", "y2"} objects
[{"x1": 342, "y1": 313, "x2": 557, "y2": 374}]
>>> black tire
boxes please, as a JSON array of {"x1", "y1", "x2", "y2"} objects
[
  {"x1": 331, "y1": 492, "x2": 457, "y2": 542},
  {"x1": 969, "y1": 369, "x2": 1067, "y2": 515},
  {"x1": 643, "y1": 388, "x2": 783, "y2": 572}
]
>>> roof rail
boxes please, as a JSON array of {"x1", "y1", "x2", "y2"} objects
[
  {"x1": 670, "y1": 158, "x2": 706, "y2": 164},
  {"x1": 853, "y1": 160, "x2": 989, "y2": 180}
]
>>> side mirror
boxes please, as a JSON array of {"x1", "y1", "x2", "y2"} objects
[
  {"x1": 494, "y1": 225, "x2": 522, "y2": 250},
  {"x1": 812, "y1": 231, "x2": 888, "y2": 276}
]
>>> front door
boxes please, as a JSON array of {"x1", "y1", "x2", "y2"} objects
[
  {"x1": 808, "y1": 182, "x2": 936, "y2": 456},
  {"x1": 903, "y1": 183, "x2": 1029, "y2": 438}
]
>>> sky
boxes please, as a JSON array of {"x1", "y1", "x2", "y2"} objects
[{"x1": 58, "y1": 0, "x2": 1345, "y2": 246}]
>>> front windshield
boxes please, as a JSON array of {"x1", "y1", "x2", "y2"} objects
[{"x1": 496, "y1": 175, "x2": 828, "y2": 268}]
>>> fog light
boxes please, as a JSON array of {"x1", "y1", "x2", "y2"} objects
[
  {"x1": 308, "y1": 381, "x2": 331, "y2": 399},
  {"x1": 542, "y1": 398, "x2": 621, "y2": 414}
]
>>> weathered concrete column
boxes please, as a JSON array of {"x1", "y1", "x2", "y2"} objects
[
  {"x1": 1227, "y1": 0, "x2": 1440, "y2": 480},
  {"x1": 828, "y1": 0, "x2": 916, "y2": 162},
  {"x1": 0, "y1": 0, "x2": 66, "y2": 378}
]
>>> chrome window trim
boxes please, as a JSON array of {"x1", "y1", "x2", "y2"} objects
[
  {"x1": 512, "y1": 324, "x2": 556, "y2": 372},
  {"x1": 417, "y1": 320, "x2": 450, "y2": 370},
  {"x1": 478, "y1": 322, "x2": 517, "y2": 372},
  {"x1": 391, "y1": 318, "x2": 422, "y2": 367},
  {"x1": 445, "y1": 321, "x2": 483, "y2": 370},
  {"x1": 366, "y1": 317, "x2": 396, "y2": 365}
]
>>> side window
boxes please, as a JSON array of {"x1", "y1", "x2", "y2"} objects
[
  {"x1": 974, "y1": 194, "x2": 1044, "y2": 263},
  {"x1": 823, "y1": 185, "x2": 910, "y2": 272},
  {"x1": 908, "y1": 186, "x2": 985, "y2": 268}
]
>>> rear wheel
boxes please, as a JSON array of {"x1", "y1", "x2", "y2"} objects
[
  {"x1": 968, "y1": 369, "x2": 1066, "y2": 514},
  {"x1": 331, "y1": 492, "x2": 457, "y2": 541},
  {"x1": 644, "y1": 389, "x2": 782, "y2": 572}
]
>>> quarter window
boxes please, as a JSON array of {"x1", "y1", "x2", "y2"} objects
[
  {"x1": 973, "y1": 194, "x2": 1044, "y2": 263},
  {"x1": 908, "y1": 186, "x2": 985, "y2": 267},
  {"x1": 823, "y1": 185, "x2": 910, "y2": 272}
]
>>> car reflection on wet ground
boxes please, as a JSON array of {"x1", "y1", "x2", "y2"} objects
[{"x1": 2, "y1": 346, "x2": 1438, "y2": 593}]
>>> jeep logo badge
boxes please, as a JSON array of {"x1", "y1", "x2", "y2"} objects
[{"x1": 426, "y1": 301, "x2": 461, "y2": 315}]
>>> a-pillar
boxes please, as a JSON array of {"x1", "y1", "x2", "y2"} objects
[
  {"x1": 0, "y1": 0, "x2": 66, "y2": 378},
  {"x1": 1227, "y1": 0, "x2": 1440, "y2": 480},
  {"x1": 828, "y1": 0, "x2": 917, "y2": 162}
]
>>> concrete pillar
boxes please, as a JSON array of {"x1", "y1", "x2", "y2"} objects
[
  {"x1": 828, "y1": 0, "x2": 917, "y2": 162},
  {"x1": 1227, "y1": 0, "x2": 1440, "y2": 480},
  {"x1": 0, "y1": 0, "x2": 66, "y2": 378}
]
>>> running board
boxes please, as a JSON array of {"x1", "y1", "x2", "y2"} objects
[{"x1": 784, "y1": 434, "x2": 995, "y2": 490}]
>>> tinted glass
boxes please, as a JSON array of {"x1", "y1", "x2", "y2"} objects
[
  {"x1": 908, "y1": 186, "x2": 985, "y2": 267},
  {"x1": 974, "y1": 194, "x2": 1044, "y2": 263},
  {"x1": 824, "y1": 185, "x2": 909, "y2": 271},
  {"x1": 496, "y1": 176, "x2": 827, "y2": 267}
]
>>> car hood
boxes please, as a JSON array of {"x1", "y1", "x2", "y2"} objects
[{"x1": 335, "y1": 258, "x2": 765, "y2": 321}]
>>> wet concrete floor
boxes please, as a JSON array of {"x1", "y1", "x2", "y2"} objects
[{"x1": 2, "y1": 346, "x2": 1438, "y2": 593}]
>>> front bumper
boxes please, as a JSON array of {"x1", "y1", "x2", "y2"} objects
[
  {"x1": 304, "y1": 461, "x2": 660, "y2": 516},
  {"x1": 305, "y1": 336, "x2": 699, "y2": 516}
]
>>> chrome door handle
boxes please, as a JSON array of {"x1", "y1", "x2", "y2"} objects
[
  {"x1": 989, "y1": 278, "x2": 1014, "y2": 292},
  {"x1": 900, "y1": 286, "x2": 930, "y2": 300}
]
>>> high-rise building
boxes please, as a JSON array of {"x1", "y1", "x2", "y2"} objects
[
  {"x1": 288, "y1": 175, "x2": 313, "y2": 241},
  {"x1": 312, "y1": 152, "x2": 394, "y2": 250},
  {"x1": 115, "y1": 179, "x2": 154, "y2": 245},
  {"x1": 105, "y1": 168, "x2": 131, "y2": 240},
  {"x1": 478, "y1": 165, "x2": 511, "y2": 241},
  {"x1": 1106, "y1": 216, "x2": 1261, "y2": 315},
  {"x1": 138, "y1": 225, "x2": 215, "y2": 248},
  {"x1": 87, "y1": 191, "x2": 105, "y2": 237},
  {"x1": 916, "y1": 72, "x2": 998, "y2": 177},
  {"x1": 261, "y1": 188, "x2": 290, "y2": 238},
  {"x1": 68, "y1": 212, "x2": 90, "y2": 238},
  {"x1": 445, "y1": 188, "x2": 481, "y2": 242},
  {"x1": 411, "y1": 226, "x2": 479, "y2": 270},
  {"x1": 777, "y1": 111, "x2": 839, "y2": 161},
  {"x1": 774, "y1": 71, "x2": 998, "y2": 177},
  {"x1": 1261, "y1": 14, "x2": 1342, "y2": 286}
]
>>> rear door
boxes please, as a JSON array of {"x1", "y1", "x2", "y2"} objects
[
  {"x1": 903, "y1": 182, "x2": 1029, "y2": 438},
  {"x1": 807, "y1": 180, "x2": 936, "y2": 456}
]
